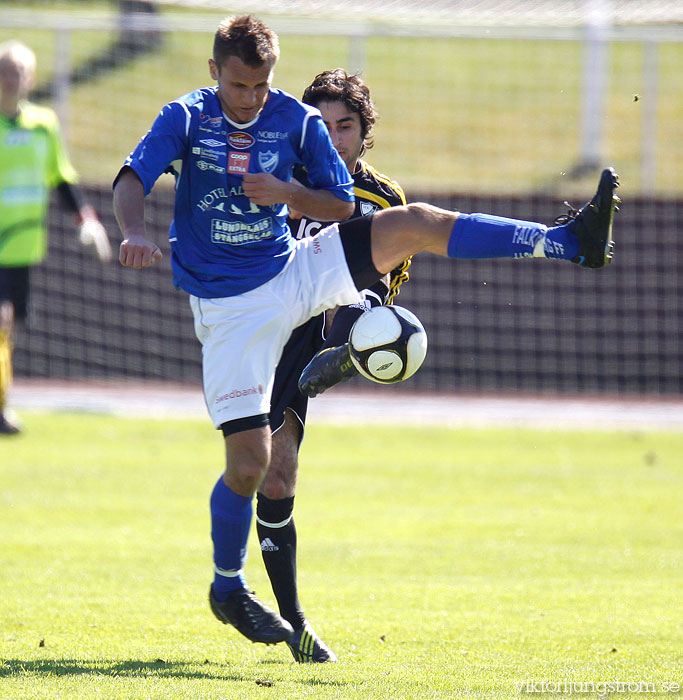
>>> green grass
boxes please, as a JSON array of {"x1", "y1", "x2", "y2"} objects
[
  {"x1": 1, "y1": 4, "x2": 682, "y2": 195},
  {"x1": 1, "y1": 412, "x2": 682, "y2": 699}
]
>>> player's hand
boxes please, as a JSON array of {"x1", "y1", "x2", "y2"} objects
[
  {"x1": 242, "y1": 172, "x2": 288, "y2": 206},
  {"x1": 119, "y1": 233, "x2": 163, "y2": 269},
  {"x1": 79, "y1": 218, "x2": 113, "y2": 262},
  {"x1": 77, "y1": 205, "x2": 113, "y2": 262}
]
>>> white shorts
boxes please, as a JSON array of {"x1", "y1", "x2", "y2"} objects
[{"x1": 190, "y1": 224, "x2": 362, "y2": 429}]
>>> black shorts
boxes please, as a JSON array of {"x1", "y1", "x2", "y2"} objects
[
  {"x1": 269, "y1": 313, "x2": 325, "y2": 442},
  {"x1": 0, "y1": 266, "x2": 31, "y2": 321},
  {"x1": 338, "y1": 215, "x2": 381, "y2": 291}
]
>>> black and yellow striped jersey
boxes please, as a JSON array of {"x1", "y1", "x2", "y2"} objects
[{"x1": 289, "y1": 160, "x2": 412, "y2": 303}]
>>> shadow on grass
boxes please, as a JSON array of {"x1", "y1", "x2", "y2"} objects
[
  {"x1": 1, "y1": 658, "x2": 257, "y2": 681},
  {"x1": 1, "y1": 657, "x2": 354, "y2": 689}
]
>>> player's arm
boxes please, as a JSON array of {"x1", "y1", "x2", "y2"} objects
[
  {"x1": 243, "y1": 172, "x2": 354, "y2": 222},
  {"x1": 54, "y1": 182, "x2": 113, "y2": 263},
  {"x1": 262, "y1": 109, "x2": 355, "y2": 223},
  {"x1": 113, "y1": 102, "x2": 187, "y2": 269},
  {"x1": 113, "y1": 167, "x2": 162, "y2": 269}
]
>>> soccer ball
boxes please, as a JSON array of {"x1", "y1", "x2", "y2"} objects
[{"x1": 349, "y1": 305, "x2": 428, "y2": 384}]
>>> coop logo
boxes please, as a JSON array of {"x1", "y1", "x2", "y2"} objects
[
  {"x1": 215, "y1": 385, "x2": 264, "y2": 404},
  {"x1": 228, "y1": 151, "x2": 250, "y2": 174},
  {"x1": 228, "y1": 131, "x2": 255, "y2": 149}
]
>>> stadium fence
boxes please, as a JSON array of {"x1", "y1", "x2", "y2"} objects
[
  {"x1": 13, "y1": 185, "x2": 682, "y2": 396},
  {"x1": 3, "y1": 2, "x2": 682, "y2": 396}
]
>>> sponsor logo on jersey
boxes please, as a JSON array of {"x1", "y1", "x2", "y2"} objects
[
  {"x1": 257, "y1": 129, "x2": 288, "y2": 143},
  {"x1": 292, "y1": 218, "x2": 323, "y2": 239},
  {"x1": 360, "y1": 201, "x2": 379, "y2": 216},
  {"x1": 192, "y1": 146, "x2": 221, "y2": 161},
  {"x1": 199, "y1": 138, "x2": 225, "y2": 148},
  {"x1": 196, "y1": 160, "x2": 225, "y2": 173},
  {"x1": 258, "y1": 150, "x2": 279, "y2": 174},
  {"x1": 198, "y1": 114, "x2": 224, "y2": 134},
  {"x1": 211, "y1": 217, "x2": 273, "y2": 245},
  {"x1": 196, "y1": 187, "x2": 228, "y2": 212},
  {"x1": 200, "y1": 114, "x2": 222, "y2": 126},
  {"x1": 228, "y1": 151, "x2": 250, "y2": 174},
  {"x1": 215, "y1": 384, "x2": 264, "y2": 404},
  {"x1": 228, "y1": 131, "x2": 255, "y2": 149}
]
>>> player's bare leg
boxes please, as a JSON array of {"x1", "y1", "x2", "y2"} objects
[
  {"x1": 368, "y1": 168, "x2": 620, "y2": 274},
  {"x1": 258, "y1": 411, "x2": 338, "y2": 662}
]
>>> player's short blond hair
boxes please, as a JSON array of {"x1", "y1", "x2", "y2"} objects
[{"x1": 0, "y1": 40, "x2": 37, "y2": 75}]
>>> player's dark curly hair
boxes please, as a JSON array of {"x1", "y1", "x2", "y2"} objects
[
  {"x1": 213, "y1": 15, "x2": 280, "y2": 68},
  {"x1": 302, "y1": 69, "x2": 377, "y2": 153}
]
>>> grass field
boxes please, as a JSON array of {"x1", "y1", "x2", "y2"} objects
[
  {"x1": 1, "y1": 3, "x2": 683, "y2": 195},
  {"x1": 1, "y1": 411, "x2": 681, "y2": 699}
]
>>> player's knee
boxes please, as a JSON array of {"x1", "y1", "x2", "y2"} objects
[
  {"x1": 223, "y1": 429, "x2": 271, "y2": 494},
  {"x1": 259, "y1": 469, "x2": 295, "y2": 500},
  {"x1": 400, "y1": 202, "x2": 447, "y2": 246},
  {"x1": 225, "y1": 459, "x2": 269, "y2": 495},
  {"x1": 263, "y1": 443, "x2": 298, "y2": 499},
  {"x1": 397, "y1": 202, "x2": 454, "y2": 254}
]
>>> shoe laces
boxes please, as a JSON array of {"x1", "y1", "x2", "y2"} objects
[{"x1": 554, "y1": 201, "x2": 581, "y2": 225}]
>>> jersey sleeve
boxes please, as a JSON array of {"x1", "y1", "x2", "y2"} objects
[
  {"x1": 299, "y1": 112, "x2": 354, "y2": 202},
  {"x1": 45, "y1": 110, "x2": 78, "y2": 188},
  {"x1": 121, "y1": 101, "x2": 189, "y2": 195}
]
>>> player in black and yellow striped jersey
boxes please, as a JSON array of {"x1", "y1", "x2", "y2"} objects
[{"x1": 258, "y1": 70, "x2": 411, "y2": 663}]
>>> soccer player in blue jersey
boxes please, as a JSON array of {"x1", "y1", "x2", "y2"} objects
[
  {"x1": 113, "y1": 15, "x2": 620, "y2": 650},
  {"x1": 259, "y1": 69, "x2": 410, "y2": 663}
]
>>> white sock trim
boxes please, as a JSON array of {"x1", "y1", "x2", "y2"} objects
[
  {"x1": 256, "y1": 514, "x2": 293, "y2": 528},
  {"x1": 533, "y1": 231, "x2": 548, "y2": 258},
  {"x1": 214, "y1": 565, "x2": 243, "y2": 578}
]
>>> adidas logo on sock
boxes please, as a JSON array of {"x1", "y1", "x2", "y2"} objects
[{"x1": 260, "y1": 537, "x2": 279, "y2": 552}]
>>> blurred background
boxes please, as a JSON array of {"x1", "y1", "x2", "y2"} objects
[{"x1": 2, "y1": 0, "x2": 681, "y2": 396}]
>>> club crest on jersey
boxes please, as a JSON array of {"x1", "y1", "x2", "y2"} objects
[
  {"x1": 360, "y1": 202, "x2": 379, "y2": 216},
  {"x1": 258, "y1": 150, "x2": 279, "y2": 174},
  {"x1": 228, "y1": 132, "x2": 255, "y2": 149}
]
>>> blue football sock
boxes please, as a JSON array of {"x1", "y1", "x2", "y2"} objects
[
  {"x1": 210, "y1": 476, "x2": 252, "y2": 600},
  {"x1": 544, "y1": 222, "x2": 580, "y2": 260},
  {"x1": 447, "y1": 213, "x2": 578, "y2": 260}
]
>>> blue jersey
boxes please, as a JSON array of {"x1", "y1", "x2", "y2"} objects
[{"x1": 123, "y1": 86, "x2": 354, "y2": 298}]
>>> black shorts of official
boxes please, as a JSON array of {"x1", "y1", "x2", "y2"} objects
[
  {"x1": 268, "y1": 313, "x2": 326, "y2": 446},
  {"x1": 338, "y1": 215, "x2": 382, "y2": 291},
  {"x1": 0, "y1": 266, "x2": 31, "y2": 321}
]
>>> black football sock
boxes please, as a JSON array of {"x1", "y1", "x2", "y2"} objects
[
  {"x1": 256, "y1": 493, "x2": 306, "y2": 630},
  {"x1": 321, "y1": 305, "x2": 365, "y2": 350}
]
